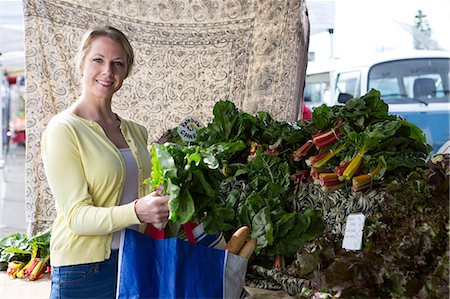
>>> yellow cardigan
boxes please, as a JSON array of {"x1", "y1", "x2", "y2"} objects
[{"x1": 41, "y1": 110, "x2": 152, "y2": 266}]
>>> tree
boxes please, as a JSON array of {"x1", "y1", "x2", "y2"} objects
[{"x1": 414, "y1": 10, "x2": 433, "y2": 50}]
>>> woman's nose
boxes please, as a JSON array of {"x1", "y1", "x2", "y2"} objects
[{"x1": 102, "y1": 62, "x2": 114, "y2": 74}]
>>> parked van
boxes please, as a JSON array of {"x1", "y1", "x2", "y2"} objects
[{"x1": 304, "y1": 50, "x2": 450, "y2": 152}]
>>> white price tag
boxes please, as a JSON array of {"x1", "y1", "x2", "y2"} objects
[
  {"x1": 177, "y1": 116, "x2": 203, "y2": 142},
  {"x1": 342, "y1": 213, "x2": 365, "y2": 251}
]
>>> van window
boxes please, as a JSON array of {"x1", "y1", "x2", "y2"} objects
[
  {"x1": 370, "y1": 77, "x2": 400, "y2": 98},
  {"x1": 335, "y1": 70, "x2": 361, "y2": 100},
  {"x1": 368, "y1": 58, "x2": 450, "y2": 104},
  {"x1": 304, "y1": 72, "x2": 331, "y2": 107}
]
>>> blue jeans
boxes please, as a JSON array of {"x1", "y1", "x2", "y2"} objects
[{"x1": 49, "y1": 250, "x2": 118, "y2": 299}]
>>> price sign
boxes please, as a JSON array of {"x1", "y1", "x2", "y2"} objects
[
  {"x1": 177, "y1": 116, "x2": 203, "y2": 142},
  {"x1": 342, "y1": 213, "x2": 365, "y2": 251}
]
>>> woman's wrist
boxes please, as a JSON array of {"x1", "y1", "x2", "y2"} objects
[{"x1": 134, "y1": 199, "x2": 144, "y2": 223}]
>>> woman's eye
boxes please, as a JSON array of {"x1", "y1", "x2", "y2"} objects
[
  {"x1": 93, "y1": 58, "x2": 103, "y2": 63},
  {"x1": 114, "y1": 61, "x2": 124, "y2": 67}
]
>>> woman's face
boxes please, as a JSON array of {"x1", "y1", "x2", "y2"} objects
[{"x1": 81, "y1": 36, "x2": 128, "y2": 100}]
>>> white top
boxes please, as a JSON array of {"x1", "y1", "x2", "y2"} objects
[{"x1": 111, "y1": 148, "x2": 139, "y2": 249}]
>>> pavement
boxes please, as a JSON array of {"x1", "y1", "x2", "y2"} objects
[
  {"x1": 0, "y1": 143, "x2": 51, "y2": 299},
  {"x1": 0, "y1": 143, "x2": 27, "y2": 238},
  {"x1": 0, "y1": 271, "x2": 51, "y2": 299}
]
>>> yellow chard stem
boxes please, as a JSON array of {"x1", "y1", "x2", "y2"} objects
[
  {"x1": 343, "y1": 143, "x2": 367, "y2": 181},
  {"x1": 352, "y1": 158, "x2": 385, "y2": 190},
  {"x1": 313, "y1": 145, "x2": 345, "y2": 168},
  {"x1": 352, "y1": 174, "x2": 372, "y2": 187}
]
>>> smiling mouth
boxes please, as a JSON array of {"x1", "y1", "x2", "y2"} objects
[{"x1": 96, "y1": 79, "x2": 113, "y2": 87}]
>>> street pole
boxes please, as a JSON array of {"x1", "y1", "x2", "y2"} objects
[
  {"x1": 0, "y1": 76, "x2": 7, "y2": 228},
  {"x1": 328, "y1": 28, "x2": 334, "y2": 59}
]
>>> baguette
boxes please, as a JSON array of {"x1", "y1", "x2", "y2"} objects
[
  {"x1": 225, "y1": 226, "x2": 250, "y2": 255},
  {"x1": 238, "y1": 238, "x2": 257, "y2": 259}
]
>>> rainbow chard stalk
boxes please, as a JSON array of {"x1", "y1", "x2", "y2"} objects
[
  {"x1": 319, "y1": 173, "x2": 345, "y2": 191},
  {"x1": 265, "y1": 138, "x2": 283, "y2": 155},
  {"x1": 291, "y1": 169, "x2": 310, "y2": 184},
  {"x1": 311, "y1": 167, "x2": 332, "y2": 184},
  {"x1": 28, "y1": 257, "x2": 49, "y2": 281},
  {"x1": 335, "y1": 161, "x2": 351, "y2": 180},
  {"x1": 290, "y1": 140, "x2": 314, "y2": 161},
  {"x1": 274, "y1": 254, "x2": 285, "y2": 269},
  {"x1": 247, "y1": 141, "x2": 260, "y2": 162},
  {"x1": 351, "y1": 174, "x2": 373, "y2": 193},
  {"x1": 352, "y1": 159, "x2": 385, "y2": 192},
  {"x1": 306, "y1": 145, "x2": 344, "y2": 168},
  {"x1": 336, "y1": 160, "x2": 363, "y2": 181},
  {"x1": 6, "y1": 261, "x2": 25, "y2": 278},
  {"x1": 312, "y1": 126, "x2": 344, "y2": 149},
  {"x1": 341, "y1": 143, "x2": 367, "y2": 181}
]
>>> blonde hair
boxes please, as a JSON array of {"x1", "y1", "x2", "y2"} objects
[{"x1": 75, "y1": 25, "x2": 134, "y2": 78}]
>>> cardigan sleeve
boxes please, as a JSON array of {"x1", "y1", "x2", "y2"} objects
[{"x1": 41, "y1": 117, "x2": 141, "y2": 235}]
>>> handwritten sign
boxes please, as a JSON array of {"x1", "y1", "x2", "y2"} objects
[
  {"x1": 177, "y1": 116, "x2": 203, "y2": 142},
  {"x1": 342, "y1": 213, "x2": 365, "y2": 251}
]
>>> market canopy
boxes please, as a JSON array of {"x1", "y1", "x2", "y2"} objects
[{"x1": 0, "y1": 1, "x2": 25, "y2": 75}]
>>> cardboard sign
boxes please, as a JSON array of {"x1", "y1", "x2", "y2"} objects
[{"x1": 342, "y1": 213, "x2": 365, "y2": 251}]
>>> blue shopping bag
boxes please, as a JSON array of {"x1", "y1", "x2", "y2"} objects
[{"x1": 116, "y1": 229, "x2": 248, "y2": 298}]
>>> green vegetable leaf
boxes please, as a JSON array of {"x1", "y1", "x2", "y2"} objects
[
  {"x1": 251, "y1": 207, "x2": 274, "y2": 253},
  {"x1": 274, "y1": 211, "x2": 296, "y2": 239},
  {"x1": 274, "y1": 208, "x2": 324, "y2": 257}
]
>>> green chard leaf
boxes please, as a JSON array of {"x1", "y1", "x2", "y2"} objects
[
  {"x1": 274, "y1": 208, "x2": 324, "y2": 257},
  {"x1": 251, "y1": 206, "x2": 274, "y2": 253}
]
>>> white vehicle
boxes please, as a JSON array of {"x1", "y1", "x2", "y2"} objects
[{"x1": 304, "y1": 50, "x2": 450, "y2": 152}]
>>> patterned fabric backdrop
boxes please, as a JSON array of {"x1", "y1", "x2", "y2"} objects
[{"x1": 23, "y1": 0, "x2": 310, "y2": 235}]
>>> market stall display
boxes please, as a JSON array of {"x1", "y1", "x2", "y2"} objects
[
  {"x1": 1, "y1": 89, "x2": 448, "y2": 298},
  {"x1": 151, "y1": 88, "x2": 448, "y2": 297}
]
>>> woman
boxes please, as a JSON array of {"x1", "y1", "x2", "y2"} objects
[{"x1": 41, "y1": 25, "x2": 169, "y2": 298}]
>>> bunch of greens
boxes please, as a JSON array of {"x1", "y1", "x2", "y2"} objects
[
  {"x1": 232, "y1": 146, "x2": 323, "y2": 258},
  {"x1": 145, "y1": 142, "x2": 244, "y2": 234},
  {"x1": 311, "y1": 89, "x2": 396, "y2": 132},
  {"x1": 0, "y1": 229, "x2": 51, "y2": 271},
  {"x1": 148, "y1": 100, "x2": 322, "y2": 260},
  {"x1": 307, "y1": 89, "x2": 432, "y2": 183},
  {"x1": 0, "y1": 233, "x2": 29, "y2": 270},
  {"x1": 340, "y1": 118, "x2": 431, "y2": 176},
  {"x1": 148, "y1": 91, "x2": 433, "y2": 265}
]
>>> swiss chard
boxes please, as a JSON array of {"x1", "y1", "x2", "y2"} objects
[
  {"x1": 146, "y1": 143, "x2": 230, "y2": 233},
  {"x1": 196, "y1": 100, "x2": 258, "y2": 147},
  {"x1": 0, "y1": 229, "x2": 51, "y2": 271}
]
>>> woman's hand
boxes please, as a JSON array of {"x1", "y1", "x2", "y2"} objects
[{"x1": 134, "y1": 187, "x2": 170, "y2": 224}]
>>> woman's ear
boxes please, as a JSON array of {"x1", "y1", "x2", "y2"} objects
[{"x1": 78, "y1": 59, "x2": 85, "y2": 77}]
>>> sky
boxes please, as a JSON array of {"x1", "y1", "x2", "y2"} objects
[
  {"x1": 0, "y1": 0, "x2": 25, "y2": 72},
  {"x1": 1, "y1": 0, "x2": 23, "y2": 50},
  {"x1": 307, "y1": 0, "x2": 450, "y2": 61}
]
